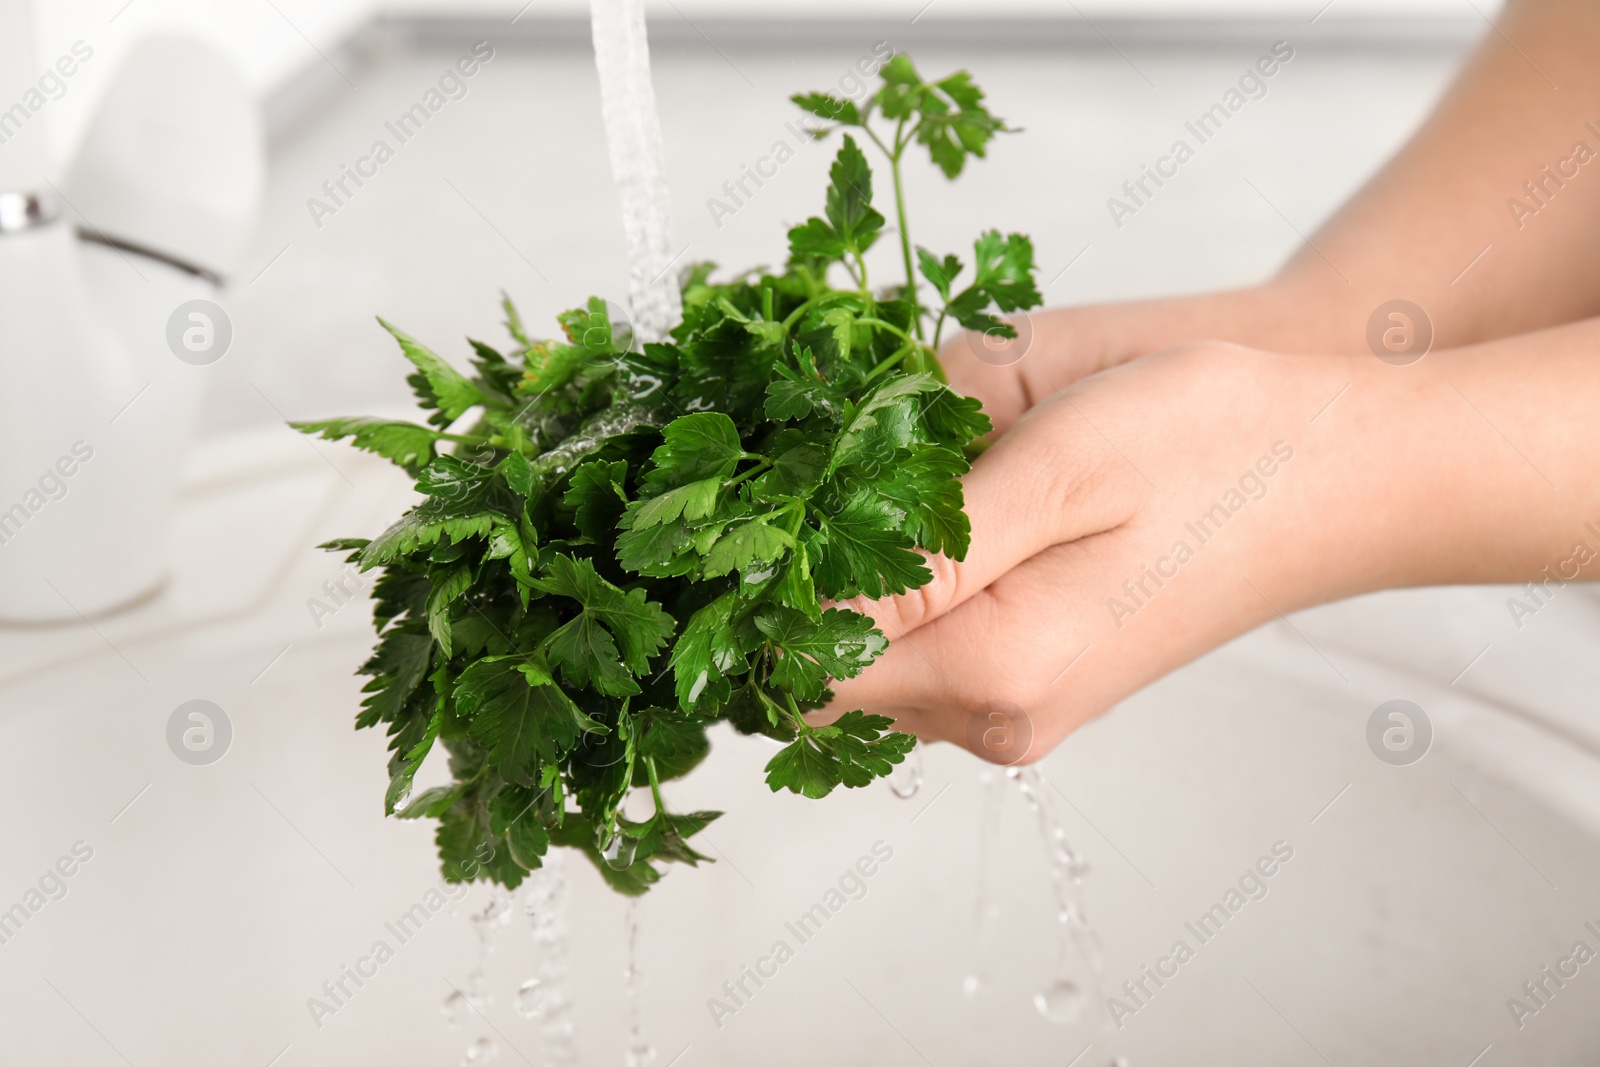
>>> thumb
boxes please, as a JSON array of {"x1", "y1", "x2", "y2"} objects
[{"x1": 842, "y1": 402, "x2": 1138, "y2": 638}]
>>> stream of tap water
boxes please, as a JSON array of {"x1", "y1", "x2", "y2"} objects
[
  {"x1": 589, "y1": 0, "x2": 682, "y2": 345},
  {"x1": 1009, "y1": 765, "x2": 1106, "y2": 1026},
  {"x1": 957, "y1": 763, "x2": 1129, "y2": 1063},
  {"x1": 624, "y1": 898, "x2": 656, "y2": 1067},
  {"x1": 585, "y1": 4, "x2": 682, "y2": 1061},
  {"x1": 521, "y1": 854, "x2": 578, "y2": 1065},
  {"x1": 963, "y1": 769, "x2": 1007, "y2": 1001},
  {"x1": 440, "y1": 4, "x2": 680, "y2": 1060},
  {"x1": 444, "y1": 886, "x2": 515, "y2": 1062},
  {"x1": 441, "y1": 3, "x2": 1131, "y2": 1057}
]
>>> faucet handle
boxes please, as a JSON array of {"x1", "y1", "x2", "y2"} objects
[{"x1": 0, "y1": 189, "x2": 58, "y2": 234}]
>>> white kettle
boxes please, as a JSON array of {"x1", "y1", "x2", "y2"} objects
[{"x1": 0, "y1": 0, "x2": 263, "y2": 623}]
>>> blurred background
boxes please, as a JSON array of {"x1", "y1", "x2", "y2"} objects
[{"x1": 8, "y1": 1, "x2": 1600, "y2": 1065}]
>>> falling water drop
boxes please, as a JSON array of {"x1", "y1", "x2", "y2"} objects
[
  {"x1": 461, "y1": 1036, "x2": 498, "y2": 1064},
  {"x1": 1012, "y1": 765, "x2": 1109, "y2": 1027},
  {"x1": 887, "y1": 746, "x2": 923, "y2": 799},
  {"x1": 962, "y1": 769, "x2": 1006, "y2": 1001},
  {"x1": 1032, "y1": 978, "x2": 1086, "y2": 1023},
  {"x1": 441, "y1": 989, "x2": 468, "y2": 1031},
  {"x1": 514, "y1": 977, "x2": 543, "y2": 1019}
]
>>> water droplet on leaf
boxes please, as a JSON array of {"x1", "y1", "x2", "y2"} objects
[{"x1": 602, "y1": 832, "x2": 639, "y2": 870}]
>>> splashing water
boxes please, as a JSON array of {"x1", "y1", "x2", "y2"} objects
[
  {"x1": 1007, "y1": 766, "x2": 1107, "y2": 1027},
  {"x1": 962, "y1": 768, "x2": 1006, "y2": 1000},
  {"x1": 444, "y1": 887, "x2": 513, "y2": 1033},
  {"x1": 625, "y1": 898, "x2": 657, "y2": 1067},
  {"x1": 523, "y1": 855, "x2": 577, "y2": 1065},
  {"x1": 887, "y1": 746, "x2": 923, "y2": 800},
  {"x1": 590, "y1": 0, "x2": 682, "y2": 344},
  {"x1": 472, "y1": 887, "x2": 516, "y2": 1001}
]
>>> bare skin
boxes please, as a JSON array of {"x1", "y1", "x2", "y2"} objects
[{"x1": 829, "y1": 0, "x2": 1600, "y2": 760}]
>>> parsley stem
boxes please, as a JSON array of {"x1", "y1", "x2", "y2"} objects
[
  {"x1": 796, "y1": 262, "x2": 824, "y2": 300},
  {"x1": 786, "y1": 502, "x2": 807, "y2": 539},
  {"x1": 438, "y1": 430, "x2": 535, "y2": 454},
  {"x1": 856, "y1": 316, "x2": 914, "y2": 343},
  {"x1": 879, "y1": 119, "x2": 924, "y2": 341},
  {"x1": 864, "y1": 341, "x2": 915, "y2": 382},
  {"x1": 784, "y1": 692, "x2": 813, "y2": 733},
  {"x1": 722, "y1": 456, "x2": 773, "y2": 491},
  {"x1": 842, "y1": 258, "x2": 864, "y2": 291},
  {"x1": 782, "y1": 291, "x2": 853, "y2": 331},
  {"x1": 644, "y1": 754, "x2": 666, "y2": 817},
  {"x1": 781, "y1": 298, "x2": 816, "y2": 330}
]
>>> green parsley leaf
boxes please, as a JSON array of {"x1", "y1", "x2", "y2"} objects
[
  {"x1": 300, "y1": 54, "x2": 1034, "y2": 892},
  {"x1": 292, "y1": 416, "x2": 440, "y2": 476}
]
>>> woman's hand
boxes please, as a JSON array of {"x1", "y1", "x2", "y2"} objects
[
  {"x1": 939, "y1": 280, "x2": 1357, "y2": 437},
  {"x1": 831, "y1": 324, "x2": 1600, "y2": 761}
]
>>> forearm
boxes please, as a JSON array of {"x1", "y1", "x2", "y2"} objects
[
  {"x1": 1279, "y1": 0, "x2": 1600, "y2": 352},
  {"x1": 1009, "y1": 0, "x2": 1600, "y2": 405},
  {"x1": 1293, "y1": 316, "x2": 1600, "y2": 610}
]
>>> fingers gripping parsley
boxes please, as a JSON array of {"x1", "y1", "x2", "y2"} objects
[{"x1": 295, "y1": 56, "x2": 1041, "y2": 895}]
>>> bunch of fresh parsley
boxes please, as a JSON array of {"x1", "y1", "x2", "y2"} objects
[{"x1": 297, "y1": 55, "x2": 1042, "y2": 894}]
